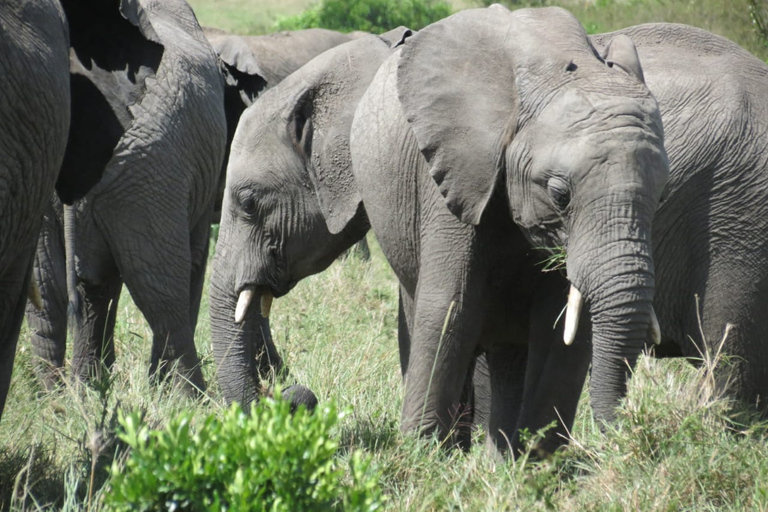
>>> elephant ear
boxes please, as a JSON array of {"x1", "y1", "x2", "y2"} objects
[
  {"x1": 294, "y1": 37, "x2": 394, "y2": 234},
  {"x1": 397, "y1": 9, "x2": 519, "y2": 225},
  {"x1": 209, "y1": 33, "x2": 267, "y2": 105},
  {"x1": 600, "y1": 34, "x2": 645, "y2": 83},
  {"x1": 57, "y1": 0, "x2": 164, "y2": 204},
  {"x1": 378, "y1": 26, "x2": 414, "y2": 48}
]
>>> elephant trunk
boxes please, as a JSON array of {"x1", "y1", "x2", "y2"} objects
[
  {"x1": 209, "y1": 248, "x2": 282, "y2": 408},
  {"x1": 568, "y1": 201, "x2": 656, "y2": 423}
]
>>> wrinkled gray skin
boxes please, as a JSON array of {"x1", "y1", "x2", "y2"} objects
[
  {"x1": 352, "y1": 6, "x2": 669, "y2": 455},
  {"x1": 202, "y1": 26, "x2": 363, "y2": 240},
  {"x1": 209, "y1": 32, "x2": 408, "y2": 409},
  {"x1": 0, "y1": 0, "x2": 70, "y2": 420},
  {"x1": 25, "y1": 0, "x2": 227, "y2": 393},
  {"x1": 582, "y1": 24, "x2": 768, "y2": 421}
]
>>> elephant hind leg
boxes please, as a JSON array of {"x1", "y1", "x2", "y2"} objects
[
  {"x1": 26, "y1": 204, "x2": 68, "y2": 390},
  {"x1": 103, "y1": 208, "x2": 205, "y2": 394},
  {"x1": 484, "y1": 345, "x2": 528, "y2": 457},
  {"x1": 70, "y1": 276, "x2": 122, "y2": 384}
]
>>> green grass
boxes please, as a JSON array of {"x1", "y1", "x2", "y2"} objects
[{"x1": 4, "y1": 237, "x2": 768, "y2": 510}]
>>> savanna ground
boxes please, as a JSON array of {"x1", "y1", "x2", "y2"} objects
[{"x1": 3, "y1": 0, "x2": 768, "y2": 509}]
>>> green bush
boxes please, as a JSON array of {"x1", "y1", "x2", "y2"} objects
[
  {"x1": 104, "y1": 399, "x2": 384, "y2": 511},
  {"x1": 275, "y1": 0, "x2": 452, "y2": 33}
]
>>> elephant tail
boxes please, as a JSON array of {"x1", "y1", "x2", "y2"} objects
[{"x1": 63, "y1": 202, "x2": 80, "y2": 320}]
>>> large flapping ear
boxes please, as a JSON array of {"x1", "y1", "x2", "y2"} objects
[
  {"x1": 397, "y1": 9, "x2": 519, "y2": 226},
  {"x1": 599, "y1": 34, "x2": 645, "y2": 84},
  {"x1": 293, "y1": 36, "x2": 394, "y2": 234},
  {"x1": 209, "y1": 33, "x2": 267, "y2": 105}
]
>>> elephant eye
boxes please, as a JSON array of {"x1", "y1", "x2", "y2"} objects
[
  {"x1": 547, "y1": 177, "x2": 571, "y2": 211},
  {"x1": 239, "y1": 192, "x2": 258, "y2": 216}
]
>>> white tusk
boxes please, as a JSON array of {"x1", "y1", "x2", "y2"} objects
[
  {"x1": 260, "y1": 291, "x2": 273, "y2": 318},
  {"x1": 650, "y1": 308, "x2": 661, "y2": 345},
  {"x1": 563, "y1": 285, "x2": 583, "y2": 346},
  {"x1": 234, "y1": 287, "x2": 255, "y2": 323}
]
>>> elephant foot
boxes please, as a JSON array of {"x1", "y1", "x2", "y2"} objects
[{"x1": 32, "y1": 359, "x2": 66, "y2": 392}]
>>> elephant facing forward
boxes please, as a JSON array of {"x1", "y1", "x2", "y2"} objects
[{"x1": 210, "y1": 6, "x2": 669, "y2": 456}]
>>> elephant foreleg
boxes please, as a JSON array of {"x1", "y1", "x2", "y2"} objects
[
  {"x1": 400, "y1": 243, "x2": 487, "y2": 447},
  {"x1": 514, "y1": 273, "x2": 591, "y2": 457}
]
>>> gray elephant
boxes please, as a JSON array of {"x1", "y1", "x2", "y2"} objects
[
  {"x1": 352, "y1": 6, "x2": 669, "y2": 454},
  {"x1": 209, "y1": 29, "x2": 411, "y2": 408},
  {"x1": 581, "y1": 24, "x2": 768, "y2": 422},
  {"x1": 0, "y1": 0, "x2": 70, "y2": 419},
  {"x1": 26, "y1": 0, "x2": 227, "y2": 393}
]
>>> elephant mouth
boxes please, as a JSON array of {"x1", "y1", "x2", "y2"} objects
[{"x1": 233, "y1": 280, "x2": 298, "y2": 323}]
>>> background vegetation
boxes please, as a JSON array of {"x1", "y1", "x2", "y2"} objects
[{"x1": 3, "y1": 0, "x2": 768, "y2": 510}]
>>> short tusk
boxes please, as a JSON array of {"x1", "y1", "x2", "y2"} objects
[
  {"x1": 650, "y1": 308, "x2": 661, "y2": 345},
  {"x1": 235, "y1": 287, "x2": 255, "y2": 323},
  {"x1": 563, "y1": 284, "x2": 583, "y2": 346},
  {"x1": 260, "y1": 291, "x2": 273, "y2": 318}
]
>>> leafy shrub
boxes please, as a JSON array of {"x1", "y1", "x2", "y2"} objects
[
  {"x1": 275, "y1": 0, "x2": 452, "y2": 33},
  {"x1": 103, "y1": 398, "x2": 384, "y2": 511}
]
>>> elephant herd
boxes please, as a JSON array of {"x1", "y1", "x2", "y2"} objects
[{"x1": 2, "y1": 0, "x2": 768, "y2": 459}]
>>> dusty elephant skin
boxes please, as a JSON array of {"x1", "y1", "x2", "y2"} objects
[
  {"x1": 352, "y1": 6, "x2": 669, "y2": 456},
  {"x1": 585, "y1": 24, "x2": 768, "y2": 421},
  {"x1": 209, "y1": 33, "x2": 407, "y2": 409},
  {"x1": 25, "y1": 0, "x2": 227, "y2": 394},
  {"x1": 0, "y1": 0, "x2": 70, "y2": 420}
]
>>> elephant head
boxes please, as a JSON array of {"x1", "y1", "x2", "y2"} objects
[
  {"x1": 396, "y1": 7, "x2": 669, "y2": 422},
  {"x1": 210, "y1": 33, "x2": 408, "y2": 407},
  {"x1": 204, "y1": 29, "x2": 268, "y2": 220}
]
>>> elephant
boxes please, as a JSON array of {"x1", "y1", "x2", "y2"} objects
[
  {"x1": 211, "y1": 5, "x2": 669, "y2": 456},
  {"x1": 209, "y1": 28, "x2": 412, "y2": 408},
  {"x1": 0, "y1": 0, "x2": 70, "y2": 420},
  {"x1": 352, "y1": 6, "x2": 671, "y2": 455},
  {"x1": 582, "y1": 24, "x2": 768, "y2": 422},
  {"x1": 25, "y1": 0, "x2": 228, "y2": 393}
]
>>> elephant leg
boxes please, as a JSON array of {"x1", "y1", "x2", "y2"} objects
[
  {"x1": 514, "y1": 273, "x2": 591, "y2": 457},
  {"x1": 485, "y1": 344, "x2": 528, "y2": 456},
  {"x1": 472, "y1": 353, "x2": 492, "y2": 435},
  {"x1": 103, "y1": 209, "x2": 205, "y2": 394},
  {"x1": 26, "y1": 203, "x2": 68, "y2": 390},
  {"x1": 400, "y1": 241, "x2": 486, "y2": 447},
  {"x1": 70, "y1": 276, "x2": 122, "y2": 383},
  {"x1": 188, "y1": 215, "x2": 211, "y2": 329},
  {"x1": 397, "y1": 285, "x2": 414, "y2": 377},
  {"x1": 0, "y1": 248, "x2": 36, "y2": 420}
]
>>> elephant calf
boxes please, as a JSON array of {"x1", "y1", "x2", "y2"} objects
[{"x1": 209, "y1": 29, "x2": 411, "y2": 408}]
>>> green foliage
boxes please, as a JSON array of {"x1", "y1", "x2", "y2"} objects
[
  {"x1": 750, "y1": 0, "x2": 768, "y2": 47},
  {"x1": 104, "y1": 399, "x2": 384, "y2": 512},
  {"x1": 535, "y1": 246, "x2": 567, "y2": 273},
  {"x1": 275, "y1": 0, "x2": 453, "y2": 33}
]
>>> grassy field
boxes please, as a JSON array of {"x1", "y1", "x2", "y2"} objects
[{"x1": 3, "y1": 0, "x2": 768, "y2": 509}]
